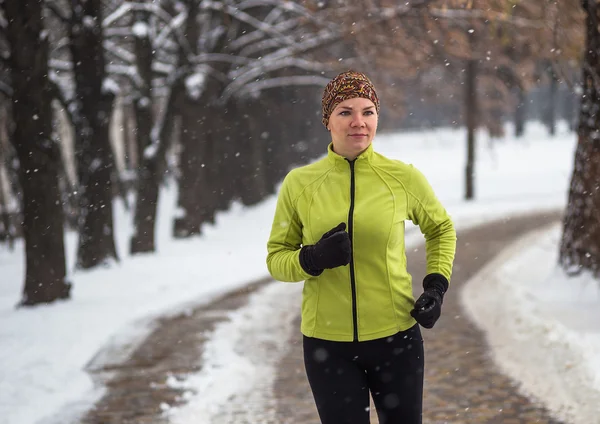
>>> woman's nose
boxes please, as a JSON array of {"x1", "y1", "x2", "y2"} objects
[{"x1": 351, "y1": 117, "x2": 365, "y2": 127}]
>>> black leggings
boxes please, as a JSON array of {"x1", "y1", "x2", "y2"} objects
[{"x1": 303, "y1": 325, "x2": 424, "y2": 424}]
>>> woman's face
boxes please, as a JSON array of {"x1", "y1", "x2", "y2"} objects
[{"x1": 328, "y1": 97, "x2": 378, "y2": 160}]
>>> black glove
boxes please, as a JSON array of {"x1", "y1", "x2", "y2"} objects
[
  {"x1": 299, "y1": 222, "x2": 351, "y2": 275},
  {"x1": 410, "y1": 273, "x2": 449, "y2": 329}
]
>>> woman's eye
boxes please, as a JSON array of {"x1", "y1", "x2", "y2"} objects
[
  {"x1": 364, "y1": 111, "x2": 374, "y2": 115},
  {"x1": 339, "y1": 111, "x2": 350, "y2": 116}
]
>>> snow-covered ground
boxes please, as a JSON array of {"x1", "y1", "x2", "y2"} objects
[
  {"x1": 462, "y1": 223, "x2": 600, "y2": 424},
  {"x1": 1, "y1": 120, "x2": 595, "y2": 424}
]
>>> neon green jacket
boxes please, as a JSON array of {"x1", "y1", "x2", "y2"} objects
[{"x1": 266, "y1": 143, "x2": 456, "y2": 342}]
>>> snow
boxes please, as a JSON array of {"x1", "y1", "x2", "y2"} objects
[
  {"x1": 462, "y1": 225, "x2": 600, "y2": 423},
  {"x1": 83, "y1": 16, "x2": 96, "y2": 29},
  {"x1": 0, "y1": 120, "x2": 596, "y2": 424},
  {"x1": 101, "y1": 77, "x2": 120, "y2": 95},
  {"x1": 166, "y1": 282, "x2": 301, "y2": 423},
  {"x1": 132, "y1": 21, "x2": 150, "y2": 38},
  {"x1": 185, "y1": 72, "x2": 206, "y2": 100}
]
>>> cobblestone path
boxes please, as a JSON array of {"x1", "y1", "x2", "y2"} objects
[{"x1": 80, "y1": 211, "x2": 564, "y2": 424}]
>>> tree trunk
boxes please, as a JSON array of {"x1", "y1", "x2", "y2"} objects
[
  {"x1": 173, "y1": 89, "x2": 214, "y2": 237},
  {"x1": 172, "y1": 0, "x2": 220, "y2": 238},
  {"x1": 238, "y1": 98, "x2": 268, "y2": 206},
  {"x1": 130, "y1": 11, "x2": 157, "y2": 254},
  {"x1": 559, "y1": 1, "x2": 600, "y2": 277},
  {"x1": 464, "y1": 59, "x2": 477, "y2": 201},
  {"x1": 514, "y1": 87, "x2": 526, "y2": 138},
  {"x1": 3, "y1": 0, "x2": 71, "y2": 305},
  {"x1": 70, "y1": 0, "x2": 118, "y2": 269},
  {"x1": 562, "y1": 85, "x2": 577, "y2": 133},
  {"x1": 546, "y1": 64, "x2": 557, "y2": 136},
  {"x1": 0, "y1": 103, "x2": 14, "y2": 249}
]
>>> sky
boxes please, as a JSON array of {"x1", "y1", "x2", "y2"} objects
[{"x1": 1, "y1": 120, "x2": 598, "y2": 424}]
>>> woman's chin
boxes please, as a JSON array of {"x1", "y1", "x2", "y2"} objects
[{"x1": 348, "y1": 139, "x2": 370, "y2": 151}]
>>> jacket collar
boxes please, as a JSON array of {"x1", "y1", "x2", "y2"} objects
[{"x1": 327, "y1": 142, "x2": 374, "y2": 166}]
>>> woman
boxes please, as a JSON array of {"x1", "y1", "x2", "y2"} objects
[{"x1": 266, "y1": 70, "x2": 456, "y2": 424}]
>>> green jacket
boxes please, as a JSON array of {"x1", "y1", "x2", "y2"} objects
[{"x1": 266, "y1": 143, "x2": 456, "y2": 342}]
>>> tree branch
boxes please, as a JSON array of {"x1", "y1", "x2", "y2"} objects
[
  {"x1": 154, "y1": 11, "x2": 187, "y2": 50},
  {"x1": 229, "y1": 17, "x2": 301, "y2": 51},
  {"x1": 106, "y1": 64, "x2": 144, "y2": 89},
  {"x1": 49, "y1": 59, "x2": 73, "y2": 71},
  {"x1": 202, "y1": 1, "x2": 298, "y2": 47},
  {"x1": 104, "y1": 40, "x2": 136, "y2": 63},
  {"x1": 236, "y1": 74, "x2": 332, "y2": 97},
  {"x1": 429, "y1": 8, "x2": 546, "y2": 29},
  {"x1": 222, "y1": 56, "x2": 332, "y2": 102},
  {"x1": 44, "y1": 1, "x2": 71, "y2": 24},
  {"x1": 192, "y1": 53, "x2": 251, "y2": 66}
]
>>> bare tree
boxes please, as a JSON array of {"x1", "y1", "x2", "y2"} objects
[{"x1": 1, "y1": 0, "x2": 71, "y2": 305}]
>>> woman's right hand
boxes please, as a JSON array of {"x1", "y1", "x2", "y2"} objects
[{"x1": 300, "y1": 223, "x2": 352, "y2": 273}]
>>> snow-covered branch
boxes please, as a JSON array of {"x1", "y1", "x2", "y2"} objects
[
  {"x1": 154, "y1": 11, "x2": 187, "y2": 50},
  {"x1": 193, "y1": 53, "x2": 251, "y2": 66},
  {"x1": 45, "y1": 1, "x2": 71, "y2": 23},
  {"x1": 428, "y1": 8, "x2": 546, "y2": 29},
  {"x1": 104, "y1": 27, "x2": 134, "y2": 38},
  {"x1": 50, "y1": 37, "x2": 70, "y2": 53},
  {"x1": 152, "y1": 61, "x2": 176, "y2": 75},
  {"x1": 49, "y1": 59, "x2": 73, "y2": 71},
  {"x1": 229, "y1": 30, "x2": 336, "y2": 81},
  {"x1": 229, "y1": 17, "x2": 301, "y2": 51},
  {"x1": 263, "y1": 5, "x2": 284, "y2": 24},
  {"x1": 223, "y1": 56, "x2": 331, "y2": 102},
  {"x1": 104, "y1": 2, "x2": 180, "y2": 29},
  {"x1": 240, "y1": 38, "x2": 286, "y2": 58},
  {"x1": 103, "y1": 3, "x2": 135, "y2": 27},
  {"x1": 107, "y1": 64, "x2": 144, "y2": 88},
  {"x1": 237, "y1": 74, "x2": 331, "y2": 96},
  {"x1": 103, "y1": 2, "x2": 191, "y2": 60},
  {"x1": 202, "y1": 1, "x2": 298, "y2": 47},
  {"x1": 103, "y1": 40, "x2": 136, "y2": 64}
]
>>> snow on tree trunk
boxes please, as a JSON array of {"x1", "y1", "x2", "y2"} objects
[
  {"x1": 559, "y1": 1, "x2": 600, "y2": 277},
  {"x1": 3, "y1": 0, "x2": 71, "y2": 305},
  {"x1": 69, "y1": 0, "x2": 118, "y2": 269}
]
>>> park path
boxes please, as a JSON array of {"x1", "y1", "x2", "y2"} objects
[{"x1": 80, "y1": 210, "x2": 564, "y2": 423}]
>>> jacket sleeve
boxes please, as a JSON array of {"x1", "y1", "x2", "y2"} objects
[
  {"x1": 407, "y1": 165, "x2": 457, "y2": 282},
  {"x1": 266, "y1": 172, "x2": 314, "y2": 282}
]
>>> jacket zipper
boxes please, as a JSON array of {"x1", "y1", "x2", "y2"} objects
[{"x1": 347, "y1": 159, "x2": 359, "y2": 342}]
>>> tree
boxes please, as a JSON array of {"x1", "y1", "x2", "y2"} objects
[
  {"x1": 559, "y1": 1, "x2": 600, "y2": 277},
  {"x1": 68, "y1": 0, "x2": 119, "y2": 269},
  {"x1": 1, "y1": 0, "x2": 71, "y2": 305},
  {"x1": 129, "y1": 8, "x2": 159, "y2": 254}
]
